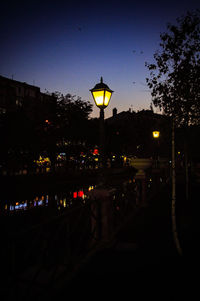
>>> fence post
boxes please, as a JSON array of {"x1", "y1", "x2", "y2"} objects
[
  {"x1": 135, "y1": 173, "x2": 147, "y2": 207},
  {"x1": 89, "y1": 188, "x2": 115, "y2": 243}
]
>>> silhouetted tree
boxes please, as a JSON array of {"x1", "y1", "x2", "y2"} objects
[
  {"x1": 55, "y1": 92, "x2": 93, "y2": 159},
  {"x1": 146, "y1": 9, "x2": 200, "y2": 256},
  {"x1": 146, "y1": 9, "x2": 200, "y2": 184},
  {"x1": 146, "y1": 9, "x2": 200, "y2": 126},
  {"x1": 0, "y1": 92, "x2": 93, "y2": 173}
]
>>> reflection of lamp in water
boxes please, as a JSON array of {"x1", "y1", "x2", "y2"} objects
[{"x1": 90, "y1": 77, "x2": 113, "y2": 171}]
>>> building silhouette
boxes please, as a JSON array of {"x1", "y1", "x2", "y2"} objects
[
  {"x1": 105, "y1": 107, "x2": 171, "y2": 159},
  {"x1": 0, "y1": 75, "x2": 56, "y2": 123}
]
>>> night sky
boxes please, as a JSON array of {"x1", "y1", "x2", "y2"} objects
[{"x1": 1, "y1": 0, "x2": 199, "y2": 118}]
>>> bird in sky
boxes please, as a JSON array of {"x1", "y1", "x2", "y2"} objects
[{"x1": 132, "y1": 50, "x2": 144, "y2": 54}]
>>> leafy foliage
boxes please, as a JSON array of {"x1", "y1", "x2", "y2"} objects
[
  {"x1": 55, "y1": 92, "x2": 93, "y2": 143},
  {"x1": 146, "y1": 10, "x2": 200, "y2": 127},
  {"x1": 0, "y1": 92, "x2": 93, "y2": 171}
]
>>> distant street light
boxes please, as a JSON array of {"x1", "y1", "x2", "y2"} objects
[
  {"x1": 152, "y1": 130, "x2": 160, "y2": 168},
  {"x1": 152, "y1": 131, "x2": 160, "y2": 139},
  {"x1": 90, "y1": 77, "x2": 113, "y2": 172}
]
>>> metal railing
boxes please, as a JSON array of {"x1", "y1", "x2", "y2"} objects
[{"x1": 1, "y1": 179, "x2": 138, "y2": 300}]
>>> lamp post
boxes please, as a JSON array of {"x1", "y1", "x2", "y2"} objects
[
  {"x1": 89, "y1": 77, "x2": 114, "y2": 242},
  {"x1": 152, "y1": 130, "x2": 160, "y2": 169},
  {"x1": 90, "y1": 77, "x2": 113, "y2": 173}
]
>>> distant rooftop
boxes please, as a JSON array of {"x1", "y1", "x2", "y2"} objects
[{"x1": 0, "y1": 75, "x2": 40, "y2": 90}]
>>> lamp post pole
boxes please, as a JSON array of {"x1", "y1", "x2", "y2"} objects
[
  {"x1": 152, "y1": 131, "x2": 160, "y2": 169},
  {"x1": 90, "y1": 77, "x2": 113, "y2": 183},
  {"x1": 99, "y1": 107, "x2": 105, "y2": 169}
]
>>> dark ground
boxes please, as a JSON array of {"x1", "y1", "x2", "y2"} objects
[
  {"x1": 51, "y1": 181, "x2": 200, "y2": 301},
  {"x1": 3, "y1": 178, "x2": 200, "y2": 301}
]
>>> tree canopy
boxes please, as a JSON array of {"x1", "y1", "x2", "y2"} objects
[
  {"x1": 0, "y1": 91, "x2": 94, "y2": 172},
  {"x1": 146, "y1": 9, "x2": 200, "y2": 127},
  {"x1": 55, "y1": 92, "x2": 93, "y2": 142}
]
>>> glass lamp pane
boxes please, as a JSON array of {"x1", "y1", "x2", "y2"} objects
[
  {"x1": 104, "y1": 91, "x2": 112, "y2": 106},
  {"x1": 92, "y1": 91, "x2": 104, "y2": 107},
  {"x1": 153, "y1": 131, "x2": 160, "y2": 138}
]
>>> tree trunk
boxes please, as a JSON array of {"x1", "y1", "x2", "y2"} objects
[
  {"x1": 184, "y1": 127, "x2": 189, "y2": 201},
  {"x1": 171, "y1": 118, "x2": 182, "y2": 256}
]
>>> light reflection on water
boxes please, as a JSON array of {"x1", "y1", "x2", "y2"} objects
[
  {"x1": 1, "y1": 177, "x2": 153, "y2": 215},
  {"x1": 1, "y1": 185, "x2": 96, "y2": 214}
]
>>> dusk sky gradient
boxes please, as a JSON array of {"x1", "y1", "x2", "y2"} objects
[{"x1": 1, "y1": 0, "x2": 200, "y2": 118}]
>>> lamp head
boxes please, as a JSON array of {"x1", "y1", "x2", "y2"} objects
[
  {"x1": 152, "y1": 131, "x2": 160, "y2": 138},
  {"x1": 90, "y1": 77, "x2": 113, "y2": 109}
]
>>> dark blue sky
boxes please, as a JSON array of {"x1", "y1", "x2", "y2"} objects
[{"x1": 1, "y1": 0, "x2": 199, "y2": 117}]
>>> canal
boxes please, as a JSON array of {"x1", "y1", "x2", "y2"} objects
[{"x1": 0, "y1": 167, "x2": 163, "y2": 300}]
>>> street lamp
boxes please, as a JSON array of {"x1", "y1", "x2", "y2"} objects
[
  {"x1": 152, "y1": 130, "x2": 160, "y2": 168},
  {"x1": 152, "y1": 131, "x2": 160, "y2": 139},
  {"x1": 89, "y1": 78, "x2": 114, "y2": 242},
  {"x1": 90, "y1": 77, "x2": 113, "y2": 110},
  {"x1": 90, "y1": 77, "x2": 113, "y2": 171}
]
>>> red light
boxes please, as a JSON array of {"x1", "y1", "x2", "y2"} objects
[
  {"x1": 93, "y1": 148, "x2": 99, "y2": 155},
  {"x1": 78, "y1": 190, "x2": 84, "y2": 198},
  {"x1": 73, "y1": 192, "x2": 77, "y2": 198}
]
